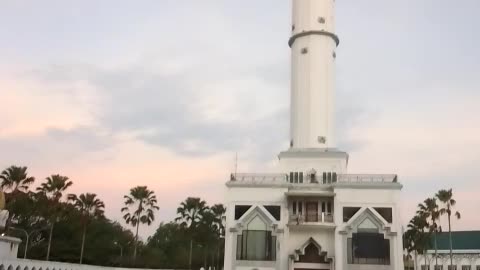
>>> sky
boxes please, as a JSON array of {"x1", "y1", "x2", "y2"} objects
[{"x1": 1, "y1": 0, "x2": 479, "y2": 239}]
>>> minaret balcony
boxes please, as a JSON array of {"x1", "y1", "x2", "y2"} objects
[
  {"x1": 287, "y1": 198, "x2": 336, "y2": 229},
  {"x1": 289, "y1": 212, "x2": 334, "y2": 224}
]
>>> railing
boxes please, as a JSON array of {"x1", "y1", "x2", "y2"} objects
[
  {"x1": 230, "y1": 173, "x2": 287, "y2": 183},
  {"x1": 337, "y1": 174, "x2": 398, "y2": 183},
  {"x1": 0, "y1": 259, "x2": 180, "y2": 270},
  {"x1": 229, "y1": 173, "x2": 398, "y2": 185},
  {"x1": 289, "y1": 213, "x2": 334, "y2": 224}
]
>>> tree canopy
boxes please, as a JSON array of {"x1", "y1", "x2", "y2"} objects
[{"x1": 1, "y1": 165, "x2": 225, "y2": 269}]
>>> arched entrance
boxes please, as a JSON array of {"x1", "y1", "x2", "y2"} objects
[{"x1": 291, "y1": 238, "x2": 332, "y2": 270}]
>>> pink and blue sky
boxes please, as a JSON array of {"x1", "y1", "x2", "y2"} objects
[{"x1": 1, "y1": 0, "x2": 479, "y2": 238}]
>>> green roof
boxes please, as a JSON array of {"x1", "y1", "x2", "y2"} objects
[{"x1": 430, "y1": 231, "x2": 480, "y2": 250}]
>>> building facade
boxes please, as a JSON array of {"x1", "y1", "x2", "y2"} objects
[
  {"x1": 223, "y1": 0, "x2": 404, "y2": 270},
  {"x1": 414, "y1": 231, "x2": 480, "y2": 270}
]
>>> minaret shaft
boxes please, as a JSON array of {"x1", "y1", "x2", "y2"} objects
[{"x1": 290, "y1": 0, "x2": 338, "y2": 149}]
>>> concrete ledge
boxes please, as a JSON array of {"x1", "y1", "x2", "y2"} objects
[{"x1": 333, "y1": 182, "x2": 403, "y2": 190}]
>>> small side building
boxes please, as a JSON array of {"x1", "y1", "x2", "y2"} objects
[{"x1": 415, "y1": 231, "x2": 480, "y2": 270}]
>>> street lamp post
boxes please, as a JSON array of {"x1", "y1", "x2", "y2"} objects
[
  {"x1": 114, "y1": 241, "x2": 124, "y2": 258},
  {"x1": 114, "y1": 241, "x2": 124, "y2": 266},
  {"x1": 9, "y1": 227, "x2": 28, "y2": 259},
  {"x1": 9, "y1": 227, "x2": 49, "y2": 259}
]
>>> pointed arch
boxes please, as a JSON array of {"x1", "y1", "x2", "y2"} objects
[
  {"x1": 292, "y1": 237, "x2": 330, "y2": 263},
  {"x1": 7, "y1": 265, "x2": 13, "y2": 270},
  {"x1": 235, "y1": 206, "x2": 278, "y2": 261},
  {"x1": 342, "y1": 207, "x2": 393, "y2": 235},
  {"x1": 236, "y1": 205, "x2": 277, "y2": 230}
]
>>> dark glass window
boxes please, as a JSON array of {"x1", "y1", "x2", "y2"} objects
[
  {"x1": 323, "y1": 172, "x2": 327, "y2": 184},
  {"x1": 293, "y1": 202, "x2": 297, "y2": 214},
  {"x1": 374, "y1": 208, "x2": 393, "y2": 223},
  {"x1": 347, "y1": 233, "x2": 390, "y2": 265},
  {"x1": 236, "y1": 230, "x2": 276, "y2": 261},
  {"x1": 299, "y1": 172, "x2": 304, "y2": 183},
  {"x1": 321, "y1": 202, "x2": 326, "y2": 213},
  {"x1": 235, "y1": 205, "x2": 251, "y2": 220},
  {"x1": 298, "y1": 202, "x2": 303, "y2": 214},
  {"x1": 327, "y1": 202, "x2": 332, "y2": 214},
  {"x1": 343, "y1": 207, "x2": 361, "y2": 222},
  {"x1": 264, "y1": 205, "x2": 281, "y2": 221},
  {"x1": 290, "y1": 172, "x2": 294, "y2": 183}
]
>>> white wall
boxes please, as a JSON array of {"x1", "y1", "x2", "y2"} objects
[
  {"x1": 278, "y1": 155, "x2": 348, "y2": 175},
  {"x1": 287, "y1": 228, "x2": 335, "y2": 257},
  {"x1": 334, "y1": 188, "x2": 404, "y2": 270},
  {"x1": 0, "y1": 259, "x2": 181, "y2": 270},
  {"x1": 223, "y1": 186, "x2": 287, "y2": 270},
  {"x1": 0, "y1": 237, "x2": 21, "y2": 260}
]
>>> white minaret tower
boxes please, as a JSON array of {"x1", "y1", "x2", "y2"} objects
[{"x1": 289, "y1": 0, "x2": 339, "y2": 149}]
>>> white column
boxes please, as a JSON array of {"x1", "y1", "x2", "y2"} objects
[{"x1": 290, "y1": 0, "x2": 339, "y2": 149}]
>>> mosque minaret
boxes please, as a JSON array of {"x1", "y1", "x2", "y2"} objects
[{"x1": 223, "y1": 1, "x2": 404, "y2": 269}]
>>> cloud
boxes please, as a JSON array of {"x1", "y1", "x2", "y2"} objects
[{"x1": 1, "y1": 0, "x2": 480, "y2": 236}]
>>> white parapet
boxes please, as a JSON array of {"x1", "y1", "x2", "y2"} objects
[
  {"x1": 0, "y1": 236, "x2": 21, "y2": 260},
  {"x1": 0, "y1": 259, "x2": 181, "y2": 270}
]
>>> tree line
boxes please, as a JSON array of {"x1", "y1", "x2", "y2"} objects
[
  {"x1": 404, "y1": 188, "x2": 461, "y2": 270},
  {"x1": 1, "y1": 165, "x2": 225, "y2": 269}
]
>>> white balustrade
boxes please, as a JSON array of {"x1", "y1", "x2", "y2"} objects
[
  {"x1": 230, "y1": 173, "x2": 287, "y2": 183},
  {"x1": 337, "y1": 174, "x2": 398, "y2": 183},
  {"x1": 0, "y1": 259, "x2": 180, "y2": 270},
  {"x1": 289, "y1": 213, "x2": 334, "y2": 224}
]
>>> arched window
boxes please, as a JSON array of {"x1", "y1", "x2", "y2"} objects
[{"x1": 236, "y1": 216, "x2": 276, "y2": 261}]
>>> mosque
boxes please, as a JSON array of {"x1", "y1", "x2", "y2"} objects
[{"x1": 223, "y1": 0, "x2": 404, "y2": 269}]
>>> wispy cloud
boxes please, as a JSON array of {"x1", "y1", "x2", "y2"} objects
[{"x1": 1, "y1": 0, "x2": 479, "y2": 237}]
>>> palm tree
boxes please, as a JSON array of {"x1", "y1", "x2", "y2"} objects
[
  {"x1": 175, "y1": 197, "x2": 208, "y2": 270},
  {"x1": 121, "y1": 186, "x2": 159, "y2": 261},
  {"x1": 36, "y1": 174, "x2": 73, "y2": 261},
  {"x1": 208, "y1": 204, "x2": 226, "y2": 270},
  {"x1": 68, "y1": 193, "x2": 105, "y2": 264},
  {"x1": 405, "y1": 213, "x2": 430, "y2": 270},
  {"x1": 0, "y1": 166, "x2": 35, "y2": 193},
  {"x1": 37, "y1": 174, "x2": 73, "y2": 201},
  {"x1": 210, "y1": 204, "x2": 226, "y2": 235},
  {"x1": 418, "y1": 197, "x2": 440, "y2": 268},
  {"x1": 436, "y1": 189, "x2": 461, "y2": 269}
]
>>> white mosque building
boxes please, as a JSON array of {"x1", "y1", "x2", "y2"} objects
[{"x1": 223, "y1": 1, "x2": 404, "y2": 270}]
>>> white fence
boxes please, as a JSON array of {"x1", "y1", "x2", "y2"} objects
[{"x1": 0, "y1": 259, "x2": 179, "y2": 270}]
